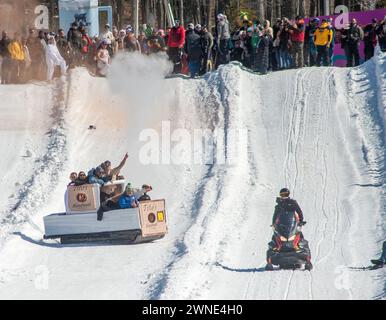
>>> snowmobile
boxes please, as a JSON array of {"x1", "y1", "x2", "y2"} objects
[
  {"x1": 265, "y1": 212, "x2": 313, "y2": 271},
  {"x1": 43, "y1": 180, "x2": 167, "y2": 244}
]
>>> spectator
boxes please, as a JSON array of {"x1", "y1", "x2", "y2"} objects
[
  {"x1": 117, "y1": 29, "x2": 127, "y2": 52},
  {"x1": 96, "y1": 40, "x2": 111, "y2": 77},
  {"x1": 45, "y1": 35, "x2": 67, "y2": 81},
  {"x1": 256, "y1": 20, "x2": 273, "y2": 74},
  {"x1": 277, "y1": 18, "x2": 292, "y2": 69},
  {"x1": 138, "y1": 31, "x2": 148, "y2": 54},
  {"x1": 346, "y1": 18, "x2": 363, "y2": 67},
  {"x1": 185, "y1": 23, "x2": 202, "y2": 78},
  {"x1": 363, "y1": 18, "x2": 378, "y2": 61},
  {"x1": 289, "y1": 16, "x2": 305, "y2": 69},
  {"x1": 56, "y1": 29, "x2": 72, "y2": 66},
  {"x1": 67, "y1": 22, "x2": 82, "y2": 66},
  {"x1": 8, "y1": 32, "x2": 25, "y2": 83},
  {"x1": 167, "y1": 19, "x2": 186, "y2": 74},
  {"x1": 305, "y1": 18, "x2": 319, "y2": 66},
  {"x1": 0, "y1": 31, "x2": 11, "y2": 84},
  {"x1": 199, "y1": 25, "x2": 214, "y2": 75},
  {"x1": 124, "y1": 27, "x2": 141, "y2": 52},
  {"x1": 26, "y1": 28, "x2": 45, "y2": 81},
  {"x1": 216, "y1": 14, "x2": 231, "y2": 68},
  {"x1": 314, "y1": 19, "x2": 333, "y2": 66},
  {"x1": 21, "y1": 37, "x2": 31, "y2": 82},
  {"x1": 375, "y1": 16, "x2": 386, "y2": 53},
  {"x1": 100, "y1": 24, "x2": 115, "y2": 56}
]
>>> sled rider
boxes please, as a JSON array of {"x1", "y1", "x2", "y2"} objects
[{"x1": 272, "y1": 188, "x2": 304, "y2": 227}]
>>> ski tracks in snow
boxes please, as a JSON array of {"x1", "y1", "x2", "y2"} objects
[{"x1": 0, "y1": 76, "x2": 70, "y2": 247}]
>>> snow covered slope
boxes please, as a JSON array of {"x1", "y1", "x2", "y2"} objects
[{"x1": 0, "y1": 51, "x2": 384, "y2": 299}]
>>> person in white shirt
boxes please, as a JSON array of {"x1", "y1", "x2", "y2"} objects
[{"x1": 45, "y1": 35, "x2": 67, "y2": 81}]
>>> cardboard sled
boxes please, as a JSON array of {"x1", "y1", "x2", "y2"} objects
[{"x1": 44, "y1": 180, "x2": 167, "y2": 244}]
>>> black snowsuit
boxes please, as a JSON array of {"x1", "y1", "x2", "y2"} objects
[
  {"x1": 200, "y1": 31, "x2": 213, "y2": 74},
  {"x1": 272, "y1": 197, "x2": 304, "y2": 226},
  {"x1": 256, "y1": 34, "x2": 271, "y2": 74},
  {"x1": 363, "y1": 24, "x2": 377, "y2": 61},
  {"x1": 0, "y1": 36, "x2": 11, "y2": 84},
  {"x1": 376, "y1": 22, "x2": 386, "y2": 53},
  {"x1": 346, "y1": 24, "x2": 363, "y2": 67}
]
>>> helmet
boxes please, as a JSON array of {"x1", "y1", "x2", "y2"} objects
[
  {"x1": 312, "y1": 17, "x2": 320, "y2": 24},
  {"x1": 279, "y1": 188, "x2": 290, "y2": 197}
]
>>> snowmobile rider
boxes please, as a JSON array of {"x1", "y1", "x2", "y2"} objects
[
  {"x1": 119, "y1": 184, "x2": 138, "y2": 209},
  {"x1": 101, "y1": 152, "x2": 129, "y2": 181},
  {"x1": 272, "y1": 188, "x2": 304, "y2": 227}
]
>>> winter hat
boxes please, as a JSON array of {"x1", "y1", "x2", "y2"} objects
[
  {"x1": 195, "y1": 24, "x2": 202, "y2": 31},
  {"x1": 187, "y1": 23, "x2": 194, "y2": 30},
  {"x1": 125, "y1": 183, "x2": 133, "y2": 193},
  {"x1": 158, "y1": 29, "x2": 165, "y2": 36},
  {"x1": 126, "y1": 25, "x2": 134, "y2": 33}
]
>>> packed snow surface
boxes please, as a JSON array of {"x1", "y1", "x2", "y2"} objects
[{"x1": 0, "y1": 51, "x2": 385, "y2": 299}]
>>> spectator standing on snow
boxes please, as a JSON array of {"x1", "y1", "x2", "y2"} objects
[
  {"x1": 346, "y1": 18, "x2": 363, "y2": 67},
  {"x1": 305, "y1": 18, "x2": 319, "y2": 66},
  {"x1": 8, "y1": 32, "x2": 25, "y2": 84},
  {"x1": 56, "y1": 29, "x2": 72, "y2": 66},
  {"x1": 363, "y1": 18, "x2": 378, "y2": 61},
  {"x1": 100, "y1": 24, "x2": 114, "y2": 56},
  {"x1": 185, "y1": 23, "x2": 202, "y2": 78},
  {"x1": 21, "y1": 37, "x2": 31, "y2": 82},
  {"x1": 256, "y1": 20, "x2": 273, "y2": 74},
  {"x1": 26, "y1": 28, "x2": 45, "y2": 81},
  {"x1": 96, "y1": 40, "x2": 111, "y2": 77},
  {"x1": 0, "y1": 31, "x2": 12, "y2": 84},
  {"x1": 376, "y1": 16, "x2": 386, "y2": 53},
  {"x1": 45, "y1": 35, "x2": 67, "y2": 82},
  {"x1": 67, "y1": 22, "x2": 82, "y2": 66},
  {"x1": 199, "y1": 25, "x2": 214, "y2": 75},
  {"x1": 288, "y1": 16, "x2": 305, "y2": 68},
  {"x1": 138, "y1": 31, "x2": 148, "y2": 54},
  {"x1": 216, "y1": 13, "x2": 231, "y2": 68},
  {"x1": 314, "y1": 19, "x2": 333, "y2": 67},
  {"x1": 167, "y1": 19, "x2": 186, "y2": 74},
  {"x1": 278, "y1": 18, "x2": 292, "y2": 69},
  {"x1": 124, "y1": 26, "x2": 141, "y2": 52}
]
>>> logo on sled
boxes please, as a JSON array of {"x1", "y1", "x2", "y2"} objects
[{"x1": 76, "y1": 193, "x2": 88, "y2": 203}]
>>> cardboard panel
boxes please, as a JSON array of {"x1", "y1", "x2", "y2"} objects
[
  {"x1": 139, "y1": 200, "x2": 168, "y2": 237},
  {"x1": 66, "y1": 184, "x2": 100, "y2": 213}
]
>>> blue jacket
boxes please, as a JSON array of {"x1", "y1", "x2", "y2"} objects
[
  {"x1": 119, "y1": 194, "x2": 138, "y2": 209},
  {"x1": 87, "y1": 168, "x2": 108, "y2": 186}
]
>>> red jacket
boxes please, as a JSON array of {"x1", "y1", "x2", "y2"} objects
[
  {"x1": 167, "y1": 26, "x2": 185, "y2": 48},
  {"x1": 290, "y1": 20, "x2": 305, "y2": 42}
]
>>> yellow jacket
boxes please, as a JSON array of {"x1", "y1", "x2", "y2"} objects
[
  {"x1": 8, "y1": 41, "x2": 25, "y2": 60},
  {"x1": 314, "y1": 23, "x2": 333, "y2": 46}
]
